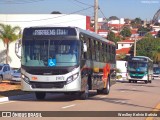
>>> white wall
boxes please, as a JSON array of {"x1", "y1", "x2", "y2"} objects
[
  {"x1": 116, "y1": 60, "x2": 127, "y2": 80},
  {"x1": 117, "y1": 43, "x2": 133, "y2": 49},
  {"x1": 108, "y1": 18, "x2": 125, "y2": 24},
  {"x1": 0, "y1": 14, "x2": 88, "y2": 68}
]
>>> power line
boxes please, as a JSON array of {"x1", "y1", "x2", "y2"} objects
[
  {"x1": 73, "y1": 0, "x2": 93, "y2": 7},
  {"x1": 99, "y1": 6, "x2": 107, "y2": 20},
  {"x1": 70, "y1": 0, "x2": 94, "y2": 17},
  {"x1": 0, "y1": 6, "x2": 93, "y2": 22},
  {"x1": 0, "y1": 0, "x2": 45, "y2": 4},
  {"x1": 43, "y1": 16, "x2": 94, "y2": 26}
]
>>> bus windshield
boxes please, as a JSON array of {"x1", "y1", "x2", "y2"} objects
[
  {"x1": 153, "y1": 67, "x2": 160, "y2": 74},
  {"x1": 22, "y1": 40, "x2": 80, "y2": 67},
  {"x1": 128, "y1": 62, "x2": 148, "y2": 72}
]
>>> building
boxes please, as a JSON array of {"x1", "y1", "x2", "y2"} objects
[{"x1": 116, "y1": 39, "x2": 135, "y2": 57}]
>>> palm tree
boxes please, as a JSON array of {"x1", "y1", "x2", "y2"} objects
[
  {"x1": 0, "y1": 24, "x2": 21, "y2": 64},
  {"x1": 152, "y1": 47, "x2": 160, "y2": 65}
]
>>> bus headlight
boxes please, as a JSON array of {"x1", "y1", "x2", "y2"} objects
[
  {"x1": 22, "y1": 74, "x2": 30, "y2": 84},
  {"x1": 66, "y1": 72, "x2": 79, "y2": 84}
]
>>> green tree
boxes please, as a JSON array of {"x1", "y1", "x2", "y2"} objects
[
  {"x1": 0, "y1": 49, "x2": 11, "y2": 63},
  {"x1": 107, "y1": 31, "x2": 115, "y2": 41},
  {"x1": 0, "y1": 24, "x2": 21, "y2": 64},
  {"x1": 134, "y1": 18, "x2": 142, "y2": 24},
  {"x1": 120, "y1": 27, "x2": 131, "y2": 38},
  {"x1": 109, "y1": 16, "x2": 119, "y2": 20},
  {"x1": 51, "y1": 11, "x2": 62, "y2": 14},
  {"x1": 115, "y1": 36, "x2": 122, "y2": 43},
  {"x1": 138, "y1": 26, "x2": 150, "y2": 33},
  {"x1": 144, "y1": 33, "x2": 153, "y2": 38},
  {"x1": 131, "y1": 17, "x2": 142, "y2": 28},
  {"x1": 107, "y1": 31, "x2": 121, "y2": 43},
  {"x1": 152, "y1": 46, "x2": 160, "y2": 64},
  {"x1": 130, "y1": 38, "x2": 160, "y2": 63}
]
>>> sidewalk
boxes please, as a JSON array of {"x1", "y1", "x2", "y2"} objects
[{"x1": 0, "y1": 81, "x2": 31, "y2": 102}]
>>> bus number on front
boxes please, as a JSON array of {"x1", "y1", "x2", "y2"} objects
[{"x1": 56, "y1": 76, "x2": 64, "y2": 81}]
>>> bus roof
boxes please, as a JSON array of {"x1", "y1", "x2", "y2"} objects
[
  {"x1": 23, "y1": 26, "x2": 115, "y2": 46},
  {"x1": 76, "y1": 27, "x2": 115, "y2": 45},
  {"x1": 129, "y1": 56, "x2": 153, "y2": 62}
]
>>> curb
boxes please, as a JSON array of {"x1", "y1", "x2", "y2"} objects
[{"x1": 0, "y1": 94, "x2": 34, "y2": 103}]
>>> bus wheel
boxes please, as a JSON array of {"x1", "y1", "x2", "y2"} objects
[
  {"x1": 0, "y1": 75, "x2": 3, "y2": 83},
  {"x1": 80, "y1": 84, "x2": 89, "y2": 100},
  {"x1": 35, "y1": 92, "x2": 46, "y2": 100},
  {"x1": 129, "y1": 80, "x2": 131, "y2": 83},
  {"x1": 103, "y1": 78, "x2": 110, "y2": 95},
  {"x1": 145, "y1": 81, "x2": 148, "y2": 84},
  {"x1": 97, "y1": 89, "x2": 103, "y2": 94}
]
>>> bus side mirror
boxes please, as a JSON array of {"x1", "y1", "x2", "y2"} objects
[
  {"x1": 125, "y1": 62, "x2": 127, "y2": 67},
  {"x1": 15, "y1": 43, "x2": 19, "y2": 54},
  {"x1": 15, "y1": 39, "x2": 21, "y2": 59},
  {"x1": 83, "y1": 43, "x2": 87, "y2": 52}
]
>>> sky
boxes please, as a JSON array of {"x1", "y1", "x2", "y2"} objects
[{"x1": 0, "y1": 0, "x2": 159, "y2": 20}]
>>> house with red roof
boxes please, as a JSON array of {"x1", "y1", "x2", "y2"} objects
[
  {"x1": 116, "y1": 48, "x2": 131, "y2": 55},
  {"x1": 116, "y1": 39, "x2": 135, "y2": 56},
  {"x1": 117, "y1": 40, "x2": 134, "y2": 50},
  {"x1": 150, "y1": 31, "x2": 158, "y2": 37}
]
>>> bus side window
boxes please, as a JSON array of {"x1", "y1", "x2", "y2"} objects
[
  {"x1": 95, "y1": 41, "x2": 100, "y2": 61},
  {"x1": 80, "y1": 34, "x2": 87, "y2": 59},
  {"x1": 88, "y1": 38, "x2": 92, "y2": 60},
  {"x1": 81, "y1": 40, "x2": 85, "y2": 59}
]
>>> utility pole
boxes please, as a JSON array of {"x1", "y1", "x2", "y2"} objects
[
  {"x1": 134, "y1": 36, "x2": 137, "y2": 57},
  {"x1": 94, "y1": 0, "x2": 98, "y2": 33}
]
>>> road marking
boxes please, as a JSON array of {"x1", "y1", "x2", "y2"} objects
[
  {"x1": 99, "y1": 96, "x2": 106, "y2": 98},
  {"x1": 62, "y1": 104, "x2": 76, "y2": 109},
  {"x1": 146, "y1": 103, "x2": 160, "y2": 120},
  {"x1": 120, "y1": 91, "x2": 125, "y2": 92},
  {"x1": 0, "y1": 101, "x2": 15, "y2": 105},
  {"x1": 114, "y1": 100, "x2": 126, "y2": 103}
]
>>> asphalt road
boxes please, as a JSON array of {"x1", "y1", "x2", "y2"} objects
[{"x1": 0, "y1": 78, "x2": 160, "y2": 120}]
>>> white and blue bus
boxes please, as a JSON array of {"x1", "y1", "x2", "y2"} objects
[
  {"x1": 127, "y1": 56, "x2": 153, "y2": 83},
  {"x1": 17, "y1": 26, "x2": 116, "y2": 100}
]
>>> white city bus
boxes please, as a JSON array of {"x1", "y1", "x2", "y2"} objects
[{"x1": 16, "y1": 26, "x2": 116, "y2": 100}]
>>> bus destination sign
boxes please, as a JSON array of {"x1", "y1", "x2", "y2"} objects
[
  {"x1": 33, "y1": 29, "x2": 69, "y2": 36},
  {"x1": 131, "y1": 57, "x2": 147, "y2": 61}
]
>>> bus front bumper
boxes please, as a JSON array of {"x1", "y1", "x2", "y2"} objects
[
  {"x1": 21, "y1": 77, "x2": 81, "y2": 92},
  {"x1": 127, "y1": 75, "x2": 148, "y2": 81}
]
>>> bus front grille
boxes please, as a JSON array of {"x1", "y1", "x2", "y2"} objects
[
  {"x1": 30, "y1": 81, "x2": 65, "y2": 89},
  {"x1": 130, "y1": 76, "x2": 143, "y2": 79}
]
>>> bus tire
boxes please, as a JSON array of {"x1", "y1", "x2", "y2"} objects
[
  {"x1": 35, "y1": 92, "x2": 46, "y2": 100},
  {"x1": 0, "y1": 75, "x2": 3, "y2": 83},
  {"x1": 129, "y1": 80, "x2": 131, "y2": 83},
  {"x1": 103, "y1": 77, "x2": 110, "y2": 95},
  {"x1": 149, "y1": 80, "x2": 152, "y2": 83},
  {"x1": 80, "y1": 84, "x2": 89, "y2": 100},
  {"x1": 97, "y1": 89, "x2": 103, "y2": 94},
  {"x1": 145, "y1": 81, "x2": 148, "y2": 84}
]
